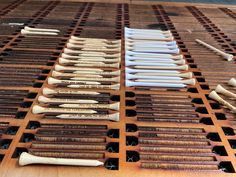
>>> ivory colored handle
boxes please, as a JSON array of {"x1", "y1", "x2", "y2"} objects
[
  {"x1": 38, "y1": 95, "x2": 98, "y2": 104},
  {"x1": 24, "y1": 26, "x2": 59, "y2": 32},
  {"x1": 228, "y1": 78, "x2": 236, "y2": 87},
  {"x1": 19, "y1": 152, "x2": 103, "y2": 166},
  {"x1": 42, "y1": 87, "x2": 100, "y2": 96},
  {"x1": 70, "y1": 76, "x2": 120, "y2": 83},
  {"x1": 55, "y1": 64, "x2": 103, "y2": 72},
  {"x1": 74, "y1": 63, "x2": 119, "y2": 69},
  {"x1": 209, "y1": 91, "x2": 236, "y2": 113},
  {"x1": 47, "y1": 77, "x2": 101, "y2": 85},
  {"x1": 59, "y1": 102, "x2": 120, "y2": 111},
  {"x1": 21, "y1": 29, "x2": 58, "y2": 36},
  {"x1": 68, "y1": 83, "x2": 120, "y2": 90},
  {"x1": 70, "y1": 36, "x2": 121, "y2": 44},
  {"x1": 195, "y1": 39, "x2": 233, "y2": 61},
  {"x1": 73, "y1": 70, "x2": 121, "y2": 76},
  {"x1": 215, "y1": 85, "x2": 236, "y2": 99},
  {"x1": 32, "y1": 105, "x2": 97, "y2": 114},
  {"x1": 56, "y1": 112, "x2": 119, "y2": 121}
]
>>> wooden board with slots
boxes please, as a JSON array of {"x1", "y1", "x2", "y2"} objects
[{"x1": 0, "y1": 0, "x2": 235, "y2": 177}]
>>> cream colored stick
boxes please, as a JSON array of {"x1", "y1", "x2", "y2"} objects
[
  {"x1": 68, "y1": 83, "x2": 120, "y2": 90},
  {"x1": 59, "y1": 102, "x2": 120, "y2": 111},
  {"x1": 42, "y1": 88, "x2": 100, "y2": 96},
  {"x1": 24, "y1": 26, "x2": 60, "y2": 32},
  {"x1": 54, "y1": 64, "x2": 120, "y2": 76},
  {"x1": 32, "y1": 105, "x2": 97, "y2": 114},
  {"x1": 61, "y1": 54, "x2": 120, "y2": 62},
  {"x1": 228, "y1": 78, "x2": 236, "y2": 87},
  {"x1": 56, "y1": 112, "x2": 119, "y2": 121},
  {"x1": 215, "y1": 85, "x2": 236, "y2": 99},
  {"x1": 19, "y1": 152, "x2": 104, "y2": 166},
  {"x1": 72, "y1": 70, "x2": 121, "y2": 76},
  {"x1": 67, "y1": 43, "x2": 120, "y2": 52},
  {"x1": 209, "y1": 91, "x2": 236, "y2": 113},
  {"x1": 55, "y1": 64, "x2": 103, "y2": 72},
  {"x1": 52, "y1": 71, "x2": 103, "y2": 78},
  {"x1": 48, "y1": 77, "x2": 101, "y2": 85},
  {"x1": 64, "y1": 48, "x2": 120, "y2": 57},
  {"x1": 195, "y1": 39, "x2": 234, "y2": 61},
  {"x1": 71, "y1": 36, "x2": 121, "y2": 44},
  {"x1": 70, "y1": 76, "x2": 120, "y2": 83},
  {"x1": 59, "y1": 58, "x2": 120, "y2": 68},
  {"x1": 74, "y1": 63, "x2": 119, "y2": 69},
  {"x1": 68, "y1": 39, "x2": 120, "y2": 47},
  {"x1": 21, "y1": 29, "x2": 58, "y2": 36},
  {"x1": 38, "y1": 95, "x2": 98, "y2": 104},
  {"x1": 59, "y1": 58, "x2": 106, "y2": 64}
]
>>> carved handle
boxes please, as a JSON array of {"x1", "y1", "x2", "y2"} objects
[{"x1": 19, "y1": 152, "x2": 103, "y2": 166}]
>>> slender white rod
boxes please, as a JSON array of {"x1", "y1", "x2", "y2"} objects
[
  {"x1": 215, "y1": 85, "x2": 236, "y2": 99},
  {"x1": 126, "y1": 80, "x2": 186, "y2": 88},
  {"x1": 195, "y1": 39, "x2": 234, "y2": 61},
  {"x1": 24, "y1": 26, "x2": 60, "y2": 32},
  {"x1": 126, "y1": 51, "x2": 183, "y2": 59},
  {"x1": 228, "y1": 78, "x2": 236, "y2": 87},
  {"x1": 126, "y1": 73, "x2": 182, "y2": 80},
  {"x1": 38, "y1": 95, "x2": 99, "y2": 104},
  {"x1": 56, "y1": 112, "x2": 119, "y2": 122},
  {"x1": 21, "y1": 29, "x2": 58, "y2": 36},
  {"x1": 32, "y1": 105, "x2": 97, "y2": 114},
  {"x1": 133, "y1": 78, "x2": 196, "y2": 85},
  {"x1": 42, "y1": 88, "x2": 100, "y2": 96},
  {"x1": 48, "y1": 77, "x2": 101, "y2": 85},
  {"x1": 209, "y1": 91, "x2": 236, "y2": 113},
  {"x1": 133, "y1": 64, "x2": 188, "y2": 70},
  {"x1": 19, "y1": 152, "x2": 104, "y2": 166}
]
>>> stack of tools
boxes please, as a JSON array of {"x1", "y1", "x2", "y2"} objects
[{"x1": 125, "y1": 27, "x2": 195, "y2": 88}]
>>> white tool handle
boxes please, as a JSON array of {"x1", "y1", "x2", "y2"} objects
[
  {"x1": 19, "y1": 152, "x2": 104, "y2": 166},
  {"x1": 126, "y1": 80, "x2": 186, "y2": 88},
  {"x1": 209, "y1": 91, "x2": 236, "y2": 113},
  {"x1": 195, "y1": 39, "x2": 234, "y2": 61},
  {"x1": 215, "y1": 85, "x2": 236, "y2": 99}
]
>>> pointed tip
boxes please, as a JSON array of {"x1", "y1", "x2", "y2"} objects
[{"x1": 96, "y1": 161, "x2": 104, "y2": 166}]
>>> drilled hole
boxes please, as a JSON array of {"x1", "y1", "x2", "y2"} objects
[
  {"x1": 222, "y1": 127, "x2": 235, "y2": 136},
  {"x1": 213, "y1": 146, "x2": 227, "y2": 156},
  {"x1": 207, "y1": 133, "x2": 221, "y2": 142},
  {"x1": 20, "y1": 133, "x2": 35, "y2": 143},
  {"x1": 126, "y1": 151, "x2": 140, "y2": 162},
  {"x1": 126, "y1": 136, "x2": 138, "y2": 146},
  {"x1": 126, "y1": 110, "x2": 136, "y2": 117},
  {"x1": 107, "y1": 129, "x2": 119, "y2": 138},
  {"x1": 126, "y1": 100, "x2": 136, "y2": 106},
  {"x1": 126, "y1": 124, "x2": 138, "y2": 132}
]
